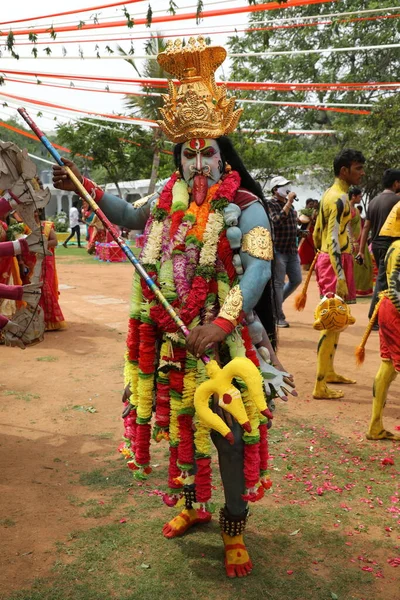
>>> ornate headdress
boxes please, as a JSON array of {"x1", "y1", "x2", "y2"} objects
[
  {"x1": 379, "y1": 200, "x2": 400, "y2": 237},
  {"x1": 156, "y1": 36, "x2": 243, "y2": 143}
]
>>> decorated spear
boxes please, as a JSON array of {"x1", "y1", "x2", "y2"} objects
[{"x1": 18, "y1": 107, "x2": 270, "y2": 443}]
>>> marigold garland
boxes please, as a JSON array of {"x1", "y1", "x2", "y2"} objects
[{"x1": 119, "y1": 168, "x2": 272, "y2": 507}]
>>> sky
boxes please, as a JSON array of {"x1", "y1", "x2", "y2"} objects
[{"x1": 0, "y1": 0, "x2": 253, "y2": 132}]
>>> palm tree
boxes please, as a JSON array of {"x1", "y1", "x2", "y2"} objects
[{"x1": 119, "y1": 35, "x2": 171, "y2": 194}]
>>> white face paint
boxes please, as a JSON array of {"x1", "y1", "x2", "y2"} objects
[{"x1": 181, "y1": 138, "x2": 224, "y2": 188}]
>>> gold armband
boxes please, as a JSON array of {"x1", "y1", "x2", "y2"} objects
[
  {"x1": 241, "y1": 226, "x2": 273, "y2": 260},
  {"x1": 218, "y1": 285, "x2": 243, "y2": 324}
]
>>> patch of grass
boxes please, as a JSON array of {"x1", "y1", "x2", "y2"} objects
[
  {"x1": 0, "y1": 518, "x2": 16, "y2": 527},
  {"x1": 79, "y1": 468, "x2": 133, "y2": 489},
  {"x1": 91, "y1": 432, "x2": 114, "y2": 440},
  {"x1": 2, "y1": 390, "x2": 40, "y2": 402},
  {"x1": 35, "y1": 356, "x2": 58, "y2": 362},
  {"x1": 5, "y1": 414, "x2": 399, "y2": 600},
  {"x1": 72, "y1": 405, "x2": 97, "y2": 414}
]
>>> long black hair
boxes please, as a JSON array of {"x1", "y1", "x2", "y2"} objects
[{"x1": 174, "y1": 136, "x2": 277, "y2": 349}]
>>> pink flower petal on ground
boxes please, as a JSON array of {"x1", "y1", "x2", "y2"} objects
[
  {"x1": 381, "y1": 457, "x2": 394, "y2": 466},
  {"x1": 119, "y1": 518, "x2": 127, "y2": 523},
  {"x1": 287, "y1": 570, "x2": 293, "y2": 575},
  {"x1": 394, "y1": 425, "x2": 400, "y2": 431},
  {"x1": 361, "y1": 566, "x2": 374, "y2": 572}
]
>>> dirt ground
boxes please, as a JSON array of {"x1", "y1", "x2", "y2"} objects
[{"x1": 0, "y1": 254, "x2": 399, "y2": 596}]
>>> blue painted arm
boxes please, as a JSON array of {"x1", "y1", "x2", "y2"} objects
[
  {"x1": 238, "y1": 202, "x2": 272, "y2": 313},
  {"x1": 99, "y1": 192, "x2": 154, "y2": 230}
]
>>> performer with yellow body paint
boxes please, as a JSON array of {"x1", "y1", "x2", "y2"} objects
[
  {"x1": 53, "y1": 37, "x2": 296, "y2": 578},
  {"x1": 312, "y1": 150, "x2": 365, "y2": 399},
  {"x1": 356, "y1": 201, "x2": 400, "y2": 441}
]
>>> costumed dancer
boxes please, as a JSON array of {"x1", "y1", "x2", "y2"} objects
[
  {"x1": 348, "y1": 187, "x2": 373, "y2": 297},
  {"x1": 38, "y1": 216, "x2": 66, "y2": 331},
  {"x1": 53, "y1": 37, "x2": 296, "y2": 578},
  {"x1": 295, "y1": 149, "x2": 365, "y2": 399},
  {"x1": 0, "y1": 141, "x2": 51, "y2": 348},
  {"x1": 355, "y1": 201, "x2": 400, "y2": 441},
  {"x1": 0, "y1": 231, "x2": 41, "y2": 343}
]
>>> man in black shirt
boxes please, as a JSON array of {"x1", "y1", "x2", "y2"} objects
[{"x1": 357, "y1": 169, "x2": 400, "y2": 320}]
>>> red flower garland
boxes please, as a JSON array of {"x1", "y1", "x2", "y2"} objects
[
  {"x1": 259, "y1": 422, "x2": 269, "y2": 474},
  {"x1": 242, "y1": 442, "x2": 261, "y2": 502},
  {"x1": 126, "y1": 317, "x2": 140, "y2": 362},
  {"x1": 135, "y1": 423, "x2": 151, "y2": 466},
  {"x1": 177, "y1": 414, "x2": 194, "y2": 468},
  {"x1": 241, "y1": 325, "x2": 260, "y2": 367},
  {"x1": 195, "y1": 457, "x2": 212, "y2": 503},
  {"x1": 217, "y1": 233, "x2": 236, "y2": 283},
  {"x1": 122, "y1": 404, "x2": 137, "y2": 452},
  {"x1": 157, "y1": 172, "x2": 177, "y2": 212},
  {"x1": 138, "y1": 323, "x2": 158, "y2": 374},
  {"x1": 154, "y1": 379, "x2": 170, "y2": 431},
  {"x1": 168, "y1": 445, "x2": 181, "y2": 490},
  {"x1": 214, "y1": 170, "x2": 241, "y2": 202}
]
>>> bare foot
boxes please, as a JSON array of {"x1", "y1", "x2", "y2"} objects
[
  {"x1": 326, "y1": 373, "x2": 356, "y2": 384},
  {"x1": 222, "y1": 532, "x2": 253, "y2": 578},
  {"x1": 162, "y1": 508, "x2": 211, "y2": 539},
  {"x1": 313, "y1": 385, "x2": 344, "y2": 399},
  {"x1": 366, "y1": 429, "x2": 400, "y2": 441}
]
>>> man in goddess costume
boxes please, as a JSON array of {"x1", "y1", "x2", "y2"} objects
[
  {"x1": 53, "y1": 37, "x2": 295, "y2": 578},
  {"x1": 355, "y1": 201, "x2": 400, "y2": 441},
  {"x1": 0, "y1": 142, "x2": 51, "y2": 348},
  {"x1": 311, "y1": 149, "x2": 365, "y2": 399}
]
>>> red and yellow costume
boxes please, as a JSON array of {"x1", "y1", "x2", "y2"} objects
[{"x1": 356, "y1": 203, "x2": 400, "y2": 440}]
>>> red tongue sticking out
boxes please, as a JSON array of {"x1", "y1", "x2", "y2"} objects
[{"x1": 192, "y1": 174, "x2": 208, "y2": 206}]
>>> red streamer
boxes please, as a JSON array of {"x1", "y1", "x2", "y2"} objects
[
  {"x1": 10, "y1": 14, "x2": 400, "y2": 47},
  {"x1": 0, "y1": 1, "x2": 146, "y2": 26},
  {"x1": 0, "y1": 120, "x2": 93, "y2": 159},
  {"x1": 3, "y1": 69, "x2": 398, "y2": 93},
  {"x1": 0, "y1": 1, "x2": 336, "y2": 38}
]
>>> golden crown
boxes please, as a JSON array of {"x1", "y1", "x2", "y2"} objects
[{"x1": 156, "y1": 37, "x2": 243, "y2": 143}]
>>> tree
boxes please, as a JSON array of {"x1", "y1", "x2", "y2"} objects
[
  {"x1": 56, "y1": 120, "x2": 154, "y2": 195},
  {"x1": 227, "y1": 0, "x2": 400, "y2": 184},
  {"x1": 119, "y1": 34, "x2": 173, "y2": 194},
  {"x1": 336, "y1": 94, "x2": 400, "y2": 201}
]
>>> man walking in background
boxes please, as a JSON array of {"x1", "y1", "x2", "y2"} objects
[
  {"x1": 357, "y1": 169, "x2": 400, "y2": 325},
  {"x1": 63, "y1": 200, "x2": 82, "y2": 248},
  {"x1": 267, "y1": 175, "x2": 302, "y2": 328}
]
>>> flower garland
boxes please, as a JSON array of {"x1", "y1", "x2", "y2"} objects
[{"x1": 120, "y1": 168, "x2": 272, "y2": 506}]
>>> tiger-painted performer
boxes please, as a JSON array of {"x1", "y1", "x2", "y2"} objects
[
  {"x1": 312, "y1": 149, "x2": 365, "y2": 399},
  {"x1": 355, "y1": 202, "x2": 400, "y2": 441},
  {"x1": 52, "y1": 37, "x2": 296, "y2": 578}
]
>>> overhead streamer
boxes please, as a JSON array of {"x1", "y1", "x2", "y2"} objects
[
  {"x1": 1, "y1": 77, "x2": 372, "y2": 115},
  {"x1": 0, "y1": 0, "x2": 147, "y2": 26},
  {"x1": 0, "y1": 91, "x2": 158, "y2": 126},
  {"x1": 0, "y1": 1, "x2": 336, "y2": 37},
  {"x1": 11, "y1": 13, "x2": 400, "y2": 46},
  {"x1": 1, "y1": 69, "x2": 399, "y2": 92},
  {"x1": 0, "y1": 115, "x2": 173, "y2": 158},
  {"x1": 0, "y1": 120, "x2": 93, "y2": 159}
]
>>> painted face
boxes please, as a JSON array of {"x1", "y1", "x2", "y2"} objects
[{"x1": 181, "y1": 138, "x2": 224, "y2": 187}]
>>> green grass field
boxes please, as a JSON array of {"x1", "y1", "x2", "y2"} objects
[{"x1": 4, "y1": 410, "x2": 399, "y2": 600}]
